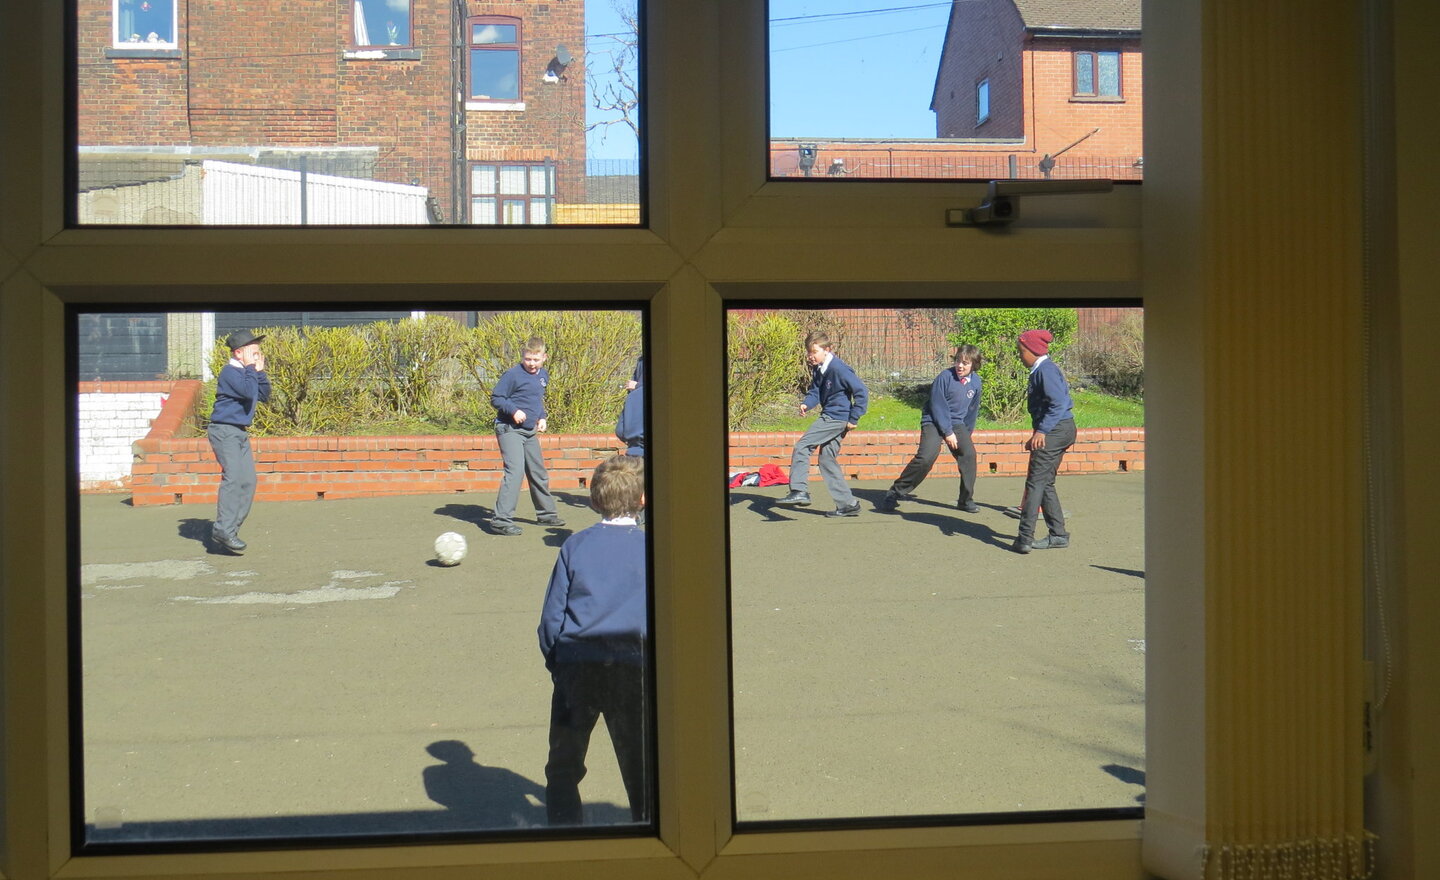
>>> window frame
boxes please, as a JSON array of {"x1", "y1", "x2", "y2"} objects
[
  {"x1": 111, "y1": 0, "x2": 178, "y2": 50},
  {"x1": 469, "y1": 161, "x2": 558, "y2": 225},
  {"x1": 468, "y1": 15, "x2": 524, "y2": 104},
  {"x1": 351, "y1": 0, "x2": 413, "y2": 49},
  {"x1": 975, "y1": 77, "x2": 991, "y2": 125},
  {"x1": 1073, "y1": 49, "x2": 1123, "y2": 100}
]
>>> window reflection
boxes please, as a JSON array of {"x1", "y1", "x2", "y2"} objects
[
  {"x1": 727, "y1": 305, "x2": 1145, "y2": 824},
  {"x1": 75, "y1": 308, "x2": 653, "y2": 848}
]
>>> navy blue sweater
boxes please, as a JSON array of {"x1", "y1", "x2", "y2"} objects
[
  {"x1": 802, "y1": 354, "x2": 869, "y2": 425},
  {"x1": 615, "y1": 358, "x2": 645, "y2": 445},
  {"x1": 922, "y1": 369, "x2": 982, "y2": 435},
  {"x1": 1027, "y1": 356, "x2": 1074, "y2": 433},
  {"x1": 538, "y1": 522, "x2": 647, "y2": 669},
  {"x1": 209, "y1": 362, "x2": 272, "y2": 427},
  {"x1": 490, "y1": 364, "x2": 549, "y2": 430}
]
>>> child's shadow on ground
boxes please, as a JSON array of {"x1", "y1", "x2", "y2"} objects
[
  {"x1": 553, "y1": 491, "x2": 591, "y2": 511},
  {"x1": 422, "y1": 740, "x2": 636, "y2": 829},
  {"x1": 434, "y1": 503, "x2": 491, "y2": 528},
  {"x1": 852, "y1": 490, "x2": 1004, "y2": 546},
  {"x1": 727, "y1": 490, "x2": 797, "y2": 522},
  {"x1": 178, "y1": 518, "x2": 212, "y2": 546}
]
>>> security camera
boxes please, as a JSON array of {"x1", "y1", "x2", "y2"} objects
[{"x1": 947, "y1": 178, "x2": 1114, "y2": 226}]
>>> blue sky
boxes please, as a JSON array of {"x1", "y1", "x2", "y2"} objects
[{"x1": 584, "y1": 1, "x2": 954, "y2": 161}]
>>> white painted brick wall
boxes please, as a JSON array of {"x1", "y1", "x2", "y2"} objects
[{"x1": 78, "y1": 392, "x2": 168, "y2": 484}]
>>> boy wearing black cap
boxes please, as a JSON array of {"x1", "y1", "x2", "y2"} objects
[
  {"x1": 1011, "y1": 329, "x2": 1075, "y2": 554},
  {"x1": 207, "y1": 330, "x2": 271, "y2": 554}
]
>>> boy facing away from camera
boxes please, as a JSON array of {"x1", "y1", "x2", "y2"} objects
[
  {"x1": 489, "y1": 336, "x2": 564, "y2": 536},
  {"x1": 538, "y1": 453, "x2": 650, "y2": 826},
  {"x1": 776, "y1": 330, "x2": 870, "y2": 517}
]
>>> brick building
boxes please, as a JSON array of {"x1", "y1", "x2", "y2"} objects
[
  {"x1": 930, "y1": 0, "x2": 1141, "y2": 178},
  {"x1": 76, "y1": 0, "x2": 589, "y2": 223}
]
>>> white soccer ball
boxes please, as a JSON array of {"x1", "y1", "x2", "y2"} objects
[{"x1": 434, "y1": 531, "x2": 467, "y2": 566}]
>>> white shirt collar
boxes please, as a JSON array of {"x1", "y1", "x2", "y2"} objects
[
  {"x1": 228, "y1": 357, "x2": 244, "y2": 369},
  {"x1": 818, "y1": 351, "x2": 834, "y2": 374},
  {"x1": 602, "y1": 516, "x2": 639, "y2": 526},
  {"x1": 1029, "y1": 354, "x2": 1048, "y2": 373}
]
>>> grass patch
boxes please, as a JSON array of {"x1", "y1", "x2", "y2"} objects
[{"x1": 746, "y1": 389, "x2": 1143, "y2": 432}]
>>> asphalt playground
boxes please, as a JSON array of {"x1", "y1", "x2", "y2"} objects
[{"x1": 76, "y1": 470, "x2": 1145, "y2": 844}]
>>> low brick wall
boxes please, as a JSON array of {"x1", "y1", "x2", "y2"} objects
[
  {"x1": 78, "y1": 380, "x2": 198, "y2": 490},
  {"x1": 119, "y1": 387, "x2": 1143, "y2": 506}
]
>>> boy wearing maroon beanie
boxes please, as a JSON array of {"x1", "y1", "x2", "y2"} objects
[{"x1": 1011, "y1": 329, "x2": 1075, "y2": 554}]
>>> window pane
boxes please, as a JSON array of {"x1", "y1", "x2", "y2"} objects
[
  {"x1": 472, "y1": 22, "x2": 518, "y2": 44},
  {"x1": 471, "y1": 165, "x2": 497, "y2": 195},
  {"x1": 530, "y1": 165, "x2": 552, "y2": 195},
  {"x1": 498, "y1": 165, "x2": 528, "y2": 194},
  {"x1": 1075, "y1": 52, "x2": 1095, "y2": 95},
  {"x1": 115, "y1": 0, "x2": 174, "y2": 45},
  {"x1": 976, "y1": 79, "x2": 990, "y2": 124},
  {"x1": 75, "y1": 0, "x2": 642, "y2": 226},
  {"x1": 76, "y1": 308, "x2": 653, "y2": 848},
  {"x1": 471, "y1": 197, "x2": 497, "y2": 224},
  {"x1": 501, "y1": 199, "x2": 528, "y2": 224},
  {"x1": 1097, "y1": 52, "x2": 1121, "y2": 97},
  {"x1": 470, "y1": 50, "x2": 520, "y2": 100},
  {"x1": 727, "y1": 305, "x2": 1145, "y2": 824},
  {"x1": 355, "y1": 0, "x2": 410, "y2": 47},
  {"x1": 531, "y1": 199, "x2": 551, "y2": 224},
  {"x1": 769, "y1": 1, "x2": 1142, "y2": 180}
]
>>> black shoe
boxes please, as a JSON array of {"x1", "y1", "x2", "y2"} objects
[
  {"x1": 826, "y1": 502, "x2": 861, "y2": 518},
  {"x1": 492, "y1": 523, "x2": 523, "y2": 536},
  {"x1": 211, "y1": 531, "x2": 246, "y2": 554},
  {"x1": 1010, "y1": 537, "x2": 1033, "y2": 554},
  {"x1": 776, "y1": 491, "x2": 811, "y2": 506},
  {"x1": 537, "y1": 514, "x2": 566, "y2": 526},
  {"x1": 1032, "y1": 535, "x2": 1069, "y2": 549},
  {"x1": 958, "y1": 501, "x2": 980, "y2": 513},
  {"x1": 875, "y1": 492, "x2": 899, "y2": 512}
]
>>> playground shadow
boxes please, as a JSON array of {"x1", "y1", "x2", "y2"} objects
[
  {"x1": 434, "y1": 503, "x2": 491, "y2": 528},
  {"x1": 1101, "y1": 762, "x2": 1147, "y2": 804}
]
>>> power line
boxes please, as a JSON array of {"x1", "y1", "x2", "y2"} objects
[
  {"x1": 771, "y1": 23, "x2": 945, "y2": 53},
  {"x1": 770, "y1": 2, "x2": 952, "y2": 28}
]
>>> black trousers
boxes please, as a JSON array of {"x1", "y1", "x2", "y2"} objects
[
  {"x1": 889, "y1": 422, "x2": 978, "y2": 505},
  {"x1": 545, "y1": 661, "x2": 649, "y2": 825},
  {"x1": 1018, "y1": 418, "x2": 1075, "y2": 540}
]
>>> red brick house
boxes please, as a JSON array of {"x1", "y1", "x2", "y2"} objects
[
  {"x1": 76, "y1": 0, "x2": 587, "y2": 223},
  {"x1": 930, "y1": 0, "x2": 1142, "y2": 179}
]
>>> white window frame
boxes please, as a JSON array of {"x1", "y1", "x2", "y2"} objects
[
  {"x1": 976, "y1": 77, "x2": 990, "y2": 125},
  {"x1": 111, "y1": 0, "x2": 178, "y2": 49},
  {"x1": 4, "y1": 0, "x2": 1430, "y2": 879}
]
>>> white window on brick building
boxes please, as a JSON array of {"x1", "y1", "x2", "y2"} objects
[
  {"x1": 112, "y1": 0, "x2": 176, "y2": 49},
  {"x1": 353, "y1": 0, "x2": 411, "y2": 48},
  {"x1": 470, "y1": 162, "x2": 556, "y2": 225},
  {"x1": 975, "y1": 78, "x2": 990, "y2": 125}
]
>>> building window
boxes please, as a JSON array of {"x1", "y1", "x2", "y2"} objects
[
  {"x1": 469, "y1": 16, "x2": 522, "y2": 102},
  {"x1": 1074, "y1": 50, "x2": 1122, "y2": 98},
  {"x1": 352, "y1": 0, "x2": 411, "y2": 48},
  {"x1": 975, "y1": 78, "x2": 990, "y2": 125},
  {"x1": 471, "y1": 162, "x2": 556, "y2": 224},
  {"x1": 112, "y1": 0, "x2": 176, "y2": 48}
]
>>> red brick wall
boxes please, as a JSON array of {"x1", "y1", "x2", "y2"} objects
[
  {"x1": 77, "y1": 0, "x2": 190, "y2": 145},
  {"x1": 1026, "y1": 39, "x2": 1144, "y2": 170},
  {"x1": 117, "y1": 383, "x2": 1143, "y2": 505},
  {"x1": 932, "y1": 0, "x2": 1027, "y2": 140},
  {"x1": 463, "y1": 0, "x2": 586, "y2": 207}
]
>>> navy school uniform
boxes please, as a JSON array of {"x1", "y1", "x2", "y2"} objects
[
  {"x1": 1017, "y1": 356, "x2": 1076, "y2": 541},
  {"x1": 788, "y1": 354, "x2": 869, "y2": 505},
  {"x1": 490, "y1": 362, "x2": 559, "y2": 526}
]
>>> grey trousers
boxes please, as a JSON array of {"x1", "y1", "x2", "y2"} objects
[
  {"x1": 1018, "y1": 418, "x2": 1075, "y2": 541},
  {"x1": 207, "y1": 423, "x2": 256, "y2": 539},
  {"x1": 889, "y1": 422, "x2": 978, "y2": 505},
  {"x1": 493, "y1": 423, "x2": 557, "y2": 525},
  {"x1": 789, "y1": 417, "x2": 855, "y2": 506}
]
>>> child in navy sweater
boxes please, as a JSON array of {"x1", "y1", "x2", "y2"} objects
[
  {"x1": 489, "y1": 336, "x2": 564, "y2": 536},
  {"x1": 878, "y1": 344, "x2": 984, "y2": 513},
  {"x1": 538, "y1": 453, "x2": 650, "y2": 825},
  {"x1": 206, "y1": 330, "x2": 271, "y2": 554},
  {"x1": 1011, "y1": 329, "x2": 1076, "y2": 553},
  {"x1": 776, "y1": 330, "x2": 870, "y2": 517},
  {"x1": 615, "y1": 355, "x2": 645, "y2": 456}
]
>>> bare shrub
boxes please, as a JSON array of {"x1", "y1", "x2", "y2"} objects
[{"x1": 1062, "y1": 313, "x2": 1144, "y2": 399}]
